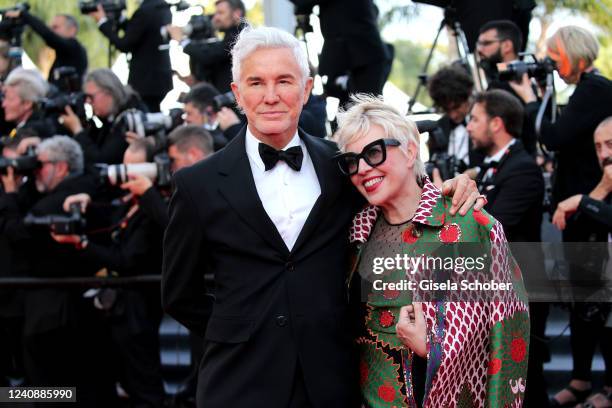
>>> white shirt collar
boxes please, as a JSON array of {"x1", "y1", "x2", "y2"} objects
[
  {"x1": 485, "y1": 138, "x2": 516, "y2": 164},
  {"x1": 245, "y1": 127, "x2": 301, "y2": 171}
]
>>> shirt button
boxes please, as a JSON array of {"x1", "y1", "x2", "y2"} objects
[
  {"x1": 276, "y1": 315, "x2": 288, "y2": 327},
  {"x1": 285, "y1": 262, "x2": 295, "y2": 272}
]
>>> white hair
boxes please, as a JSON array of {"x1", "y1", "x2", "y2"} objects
[
  {"x1": 4, "y1": 68, "x2": 48, "y2": 103},
  {"x1": 334, "y1": 94, "x2": 426, "y2": 179},
  {"x1": 231, "y1": 25, "x2": 309, "y2": 85},
  {"x1": 37, "y1": 135, "x2": 84, "y2": 175}
]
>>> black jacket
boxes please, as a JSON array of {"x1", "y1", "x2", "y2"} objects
[
  {"x1": 479, "y1": 140, "x2": 544, "y2": 242},
  {"x1": 162, "y1": 128, "x2": 362, "y2": 407},
  {"x1": 184, "y1": 22, "x2": 246, "y2": 93},
  {"x1": 99, "y1": 0, "x2": 172, "y2": 98},
  {"x1": 22, "y1": 11, "x2": 87, "y2": 87},
  {"x1": 526, "y1": 72, "x2": 612, "y2": 204}
]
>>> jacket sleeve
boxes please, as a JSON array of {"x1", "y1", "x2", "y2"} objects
[
  {"x1": 98, "y1": 9, "x2": 147, "y2": 53},
  {"x1": 578, "y1": 195, "x2": 612, "y2": 228},
  {"x1": 162, "y1": 171, "x2": 212, "y2": 337},
  {"x1": 139, "y1": 187, "x2": 169, "y2": 229},
  {"x1": 23, "y1": 12, "x2": 75, "y2": 54},
  {"x1": 75, "y1": 127, "x2": 128, "y2": 165}
]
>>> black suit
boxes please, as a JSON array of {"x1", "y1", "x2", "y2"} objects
[
  {"x1": 22, "y1": 11, "x2": 87, "y2": 87},
  {"x1": 477, "y1": 140, "x2": 548, "y2": 407},
  {"x1": 99, "y1": 0, "x2": 172, "y2": 111},
  {"x1": 162, "y1": 128, "x2": 361, "y2": 407}
]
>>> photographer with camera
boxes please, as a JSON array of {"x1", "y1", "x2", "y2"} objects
[
  {"x1": 1, "y1": 67, "x2": 55, "y2": 139},
  {"x1": 60, "y1": 68, "x2": 144, "y2": 165},
  {"x1": 0, "y1": 135, "x2": 116, "y2": 405},
  {"x1": 426, "y1": 65, "x2": 484, "y2": 179},
  {"x1": 87, "y1": 0, "x2": 172, "y2": 112},
  {"x1": 53, "y1": 139, "x2": 165, "y2": 408},
  {"x1": 167, "y1": 0, "x2": 247, "y2": 93},
  {"x1": 181, "y1": 82, "x2": 243, "y2": 149},
  {"x1": 509, "y1": 26, "x2": 612, "y2": 407},
  {"x1": 290, "y1": 0, "x2": 389, "y2": 107},
  {"x1": 4, "y1": 9, "x2": 87, "y2": 87}
]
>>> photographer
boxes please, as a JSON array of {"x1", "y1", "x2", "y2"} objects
[
  {"x1": 60, "y1": 68, "x2": 144, "y2": 165},
  {"x1": 1, "y1": 67, "x2": 54, "y2": 139},
  {"x1": 509, "y1": 26, "x2": 612, "y2": 407},
  {"x1": 427, "y1": 65, "x2": 484, "y2": 176},
  {"x1": 88, "y1": 0, "x2": 172, "y2": 112},
  {"x1": 0, "y1": 136, "x2": 116, "y2": 405},
  {"x1": 4, "y1": 9, "x2": 87, "y2": 87},
  {"x1": 121, "y1": 125, "x2": 214, "y2": 230},
  {"x1": 182, "y1": 82, "x2": 242, "y2": 149},
  {"x1": 290, "y1": 0, "x2": 389, "y2": 107},
  {"x1": 167, "y1": 0, "x2": 247, "y2": 93},
  {"x1": 53, "y1": 139, "x2": 165, "y2": 408}
]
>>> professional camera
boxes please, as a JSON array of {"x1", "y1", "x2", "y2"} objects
[
  {"x1": 39, "y1": 92, "x2": 86, "y2": 118},
  {"x1": 24, "y1": 203, "x2": 86, "y2": 235},
  {"x1": 117, "y1": 108, "x2": 183, "y2": 152},
  {"x1": 425, "y1": 152, "x2": 466, "y2": 181},
  {"x1": 0, "y1": 2, "x2": 29, "y2": 51},
  {"x1": 52, "y1": 66, "x2": 82, "y2": 94},
  {"x1": 161, "y1": 14, "x2": 215, "y2": 42},
  {"x1": 0, "y1": 146, "x2": 39, "y2": 176},
  {"x1": 79, "y1": 0, "x2": 126, "y2": 19},
  {"x1": 497, "y1": 55, "x2": 557, "y2": 84},
  {"x1": 212, "y1": 91, "x2": 236, "y2": 112},
  {"x1": 97, "y1": 154, "x2": 172, "y2": 188}
]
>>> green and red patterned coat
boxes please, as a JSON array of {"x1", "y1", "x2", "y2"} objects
[{"x1": 348, "y1": 178, "x2": 530, "y2": 408}]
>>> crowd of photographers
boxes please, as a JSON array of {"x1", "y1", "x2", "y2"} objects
[{"x1": 0, "y1": 0, "x2": 610, "y2": 406}]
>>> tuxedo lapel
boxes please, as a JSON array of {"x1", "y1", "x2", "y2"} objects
[
  {"x1": 217, "y1": 129, "x2": 290, "y2": 256},
  {"x1": 291, "y1": 131, "x2": 343, "y2": 254}
]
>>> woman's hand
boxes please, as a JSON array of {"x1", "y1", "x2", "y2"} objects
[
  {"x1": 509, "y1": 74, "x2": 537, "y2": 104},
  {"x1": 442, "y1": 174, "x2": 486, "y2": 215},
  {"x1": 396, "y1": 302, "x2": 427, "y2": 358}
]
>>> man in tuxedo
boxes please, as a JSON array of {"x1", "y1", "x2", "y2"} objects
[
  {"x1": 162, "y1": 25, "x2": 482, "y2": 408},
  {"x1": 88, "y1": 0, "x2": 172, "y2": 112},
  {"x1": 467, "y1": 89, "x2": 548, "y2": 407}
]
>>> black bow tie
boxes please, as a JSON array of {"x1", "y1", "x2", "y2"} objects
[{"x1": 258, "y1": 143, "x2": 303, "y2": 171}]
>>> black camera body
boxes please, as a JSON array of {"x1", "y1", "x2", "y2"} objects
[
  {"x1": 425, "y1": 152, "x2": 466, "y2": 182},
  {"x1": 184, "y1": 14, "x2": 215, "y2": 41},
  {"x1": 497, "y1": 55, "x2": 557, "y2": 84},
  {"x1": 0, "y1": 2, "x2": 30, "y2": 48},
  {"x1": 78, "y1": 0, "x2": 126, "y2": 19},
  {"x1": 212, "y1": 91, "x2": 236, "y2": 112},
  {"x1": 0, "y1": 146, "x2": 40, "y2": 176},
  {"x1": 24, "y1": 203, "x2": 86, "y2": 235},
  {"x1": 39, "y1": 92, "x2": 87, "y2": 119}
]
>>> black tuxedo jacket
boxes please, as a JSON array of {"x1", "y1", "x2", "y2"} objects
[
  {"x1": 479, "y1": 140, "x2": 544, "y2": 242},
  {"x1": 162, "y1": 128, "x2": 362, "y2": 407},
  {"x1": 99, "y1": 0, "x2": 172, "y2": 98}
]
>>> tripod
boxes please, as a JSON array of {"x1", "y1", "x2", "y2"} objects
[{"x1": 407, "y1": 6, "x2": 483, "y2": 113}]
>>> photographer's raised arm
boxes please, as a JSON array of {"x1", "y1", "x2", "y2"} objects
[{"x1": 94, "y1": 5, "x2": 147, "y2": 53}]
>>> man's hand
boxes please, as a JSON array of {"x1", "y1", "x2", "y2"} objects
[
  {"x1": 217, "y1": 107, "x2": 241, "y2": 131},
  {"x1": 396, "y1": 303, "x2": 427, "y2": 358},
  {"x1": 4, "y1": 10, "x2": 21, "y2": 19},
  {"x1": 165, "y1": 25, "x2": 184, "y2": 42},
  {"x1": 120, "y1": 174, "x2": 153, "y2": 197},
  {"x1": 1, "y1": 167, "x2": 19, "y2": 193},
  {"x1": 59, "y1": 106, "x2": 83, "y2": 135},
  {"x1": 509, "y1": 74, "x2": 537, "y2": 104},
  {"x1": 63, "y1": 193, "x2": 92, "y2": 213},
  {"x1": 441, "y1": 173, "x2": 485, "y2": 216},
  {"x1": 552, "y1": 194, "x2": 583, "y2": 231},
  {"x1": 125, "y1": 131, "x2": 142, "y2": 144},
  {"x1": 17, "y1": 137, "x2": 41, "y2": 155},
  {"x1": 88, "y1": 4, "x2": 106, "y2": 23}
]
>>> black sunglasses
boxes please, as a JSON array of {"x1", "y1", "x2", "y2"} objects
[{"x1": 335, "y1": 138, "x2": 401, "y2": 176}]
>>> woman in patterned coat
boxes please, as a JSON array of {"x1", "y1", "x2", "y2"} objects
[{"x1": 334, "y1": 95, "x2": 530, "y2": 408}]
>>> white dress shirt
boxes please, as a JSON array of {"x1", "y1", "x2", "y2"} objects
[
  {"x1": 481, "y1": 138, "x2": 516, "y2": 183},
  {"x1": 245, "y1": 128, "x2": 321, "y2": 251},
  {"x1": 448, "y1": 125, "x2": 471, "y2": 165}
]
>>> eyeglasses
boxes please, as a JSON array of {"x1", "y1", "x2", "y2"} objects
[
  {"x1": 476, "y1": 39, "x2": 501, "y2": 47},
  {"x1": 335, "y1": 138, "x2": 401, "y2": 176}
]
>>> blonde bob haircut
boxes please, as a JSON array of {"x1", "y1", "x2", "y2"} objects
[
  {"x1": 546, "y1": 25, "x2": 599, "y2": 77},
  {"x1": 334, "y1": 94, "x2": 425, "y2": 179}
]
